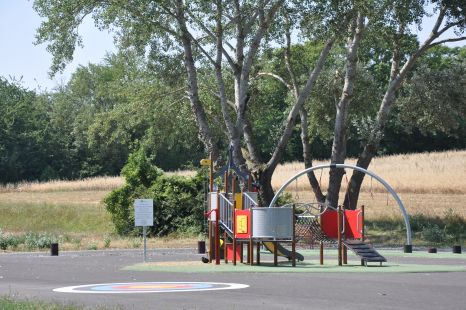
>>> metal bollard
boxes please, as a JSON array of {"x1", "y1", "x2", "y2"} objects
[
  {"x1": 51, "y1": 243, "x2": 59, "y2": 256},
  {"x1": 198, "y1": 241, "x2": 206, "y2": 254}
]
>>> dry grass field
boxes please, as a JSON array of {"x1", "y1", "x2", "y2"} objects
[
  {"x1": 0, "y1": 150, "x2": 464, "y2": 250},
  {"x1": 272, "y1": 150, "x2": 466, "y2": 220}
]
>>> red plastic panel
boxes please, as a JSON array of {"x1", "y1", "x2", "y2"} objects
[
  {"x1": 344, "y1": 210, "x2": 362, "y2": 239},
  {"x1": 321, "y1": 210, "x2": 339, "y2": 239},
  {"x1": 235, "y1": 209, "x2": 251, "y2": 239},
  {"x1": 226, "y1": 244, "x2": 241, "y2": 261}
]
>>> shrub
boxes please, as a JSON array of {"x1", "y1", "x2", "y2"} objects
[
  {"x1": 105, "y1": 149, "x2": 205, "y2": 236},
  {"x1": 443, "y1": 209, "x2": 466, "y2": 243},
  {"x1": 421, "y1": 224, "x2": 447, "y2": 243},
  {"x1": 0, "y1": 230, "x2": 22, "y2": 250},
  {"x1": 24, "y1": 232, "x2": 57, "y2": 249}
]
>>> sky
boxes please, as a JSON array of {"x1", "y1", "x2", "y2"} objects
[
  {"x1": 0, "y1": 1, "x2": 464, "y2": 92},
  {"x1": 0, "y1": 0, "x2": 116, "y2": 92}
]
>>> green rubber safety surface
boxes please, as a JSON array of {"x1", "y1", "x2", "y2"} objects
[
  {"x1": 299, "y1": 249, "x2": 466, "y2": 259},
  {"x1": 124, "y1": 259, "x2": 466, "y2": 274}
]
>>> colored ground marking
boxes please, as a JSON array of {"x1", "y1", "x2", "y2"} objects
[{"x1": 53, "y1": 282, "x2": 249, "y2": 294}]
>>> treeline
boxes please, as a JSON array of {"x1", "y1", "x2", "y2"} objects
[{"x1": 1, "y1": 45, "x2": 465, "y2": 184}]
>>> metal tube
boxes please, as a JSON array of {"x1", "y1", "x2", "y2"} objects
[
  {"x1": 216, "y1": 195, "x2": 220, "y2": 265},
  {"x1": 337, "y1": 206, "x2": 342, "y2": 266},
  {"x1": 268, "y1": 164, "x2": 412, "y2": 246}
]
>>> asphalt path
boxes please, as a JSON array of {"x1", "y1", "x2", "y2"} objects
[{"x1": 1, "y1": 248, "x2": 465, "y2": 310}]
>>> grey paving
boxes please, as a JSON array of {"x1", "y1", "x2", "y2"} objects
[{"x1": 1, "y1": 249, "x2": 465, "y2": 310}]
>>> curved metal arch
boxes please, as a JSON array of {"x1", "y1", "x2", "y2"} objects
[{"x1": 268, "y1": 164, "x2": 412, "y2": 246}]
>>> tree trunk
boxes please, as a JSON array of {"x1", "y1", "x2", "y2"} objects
[
  {"x1": 175, "y1": 1, "x2": 218, "y2": 161},
  {"x1": 326, "y1": 13, "x2": 365, "y2": 208},
  {"x1": 299, "y1": 108, "x2": 325, "y2": 203}
]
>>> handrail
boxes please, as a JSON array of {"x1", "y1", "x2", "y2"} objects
[
  {"x1": 356, "y1": 209, "x2": 362, "y2": 235},
  {"x1": 243, "y1": 192, "x2": 258, "y2": 209},
  {"x1": 218, "y1": 193, "x2": 234, "y2": 234}
]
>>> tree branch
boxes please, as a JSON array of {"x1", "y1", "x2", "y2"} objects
[
  {"x1": 428, "y1": 36, "x2": 466, "y2": 48},
  {"x1": 266, "y1": 38, "x2": 334, "y2": 171},
  {"x1": 256, "y1": 72, "x2": 292, "y2": 90},
  {"x1": 185, "y1": 9, "x2": 237, "y2": 70}
]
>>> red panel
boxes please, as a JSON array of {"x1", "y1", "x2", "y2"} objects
[
  {"x1": 344, "y1": 210, "x2": 362, "y2": 239},
  {"x1": 235, "y1": 209, "x2": 251, "y2": 239},
  {"x1": 226, "y1": 244, "x2": 241, "y2": 261},
  {"x1": 321, "y1": 210, "x2": 339, "y2": 239}
]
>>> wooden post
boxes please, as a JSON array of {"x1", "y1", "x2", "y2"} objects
[
  {"x1": 232, "y1": 176, "x2": 236, "y2": 198},
  {"x1": 224, "y1": 171, "x2": 229, "y2": 198},
  {"x1": 224, "y1": 232, "x2": 228, "y2": 264},
  {"x1": 249, "y1": 239, "x2": 254, "y2": 265},
  {"x1": 292, "y1": 205, "x2": 296, "y2": 267},
  {"x1": 215, "y1": 195, "x2": 220, "y2": 265},
  {"x1": 207, "y1": 153, "x2": 214, "y2": 263},
  {"x1": 208, "y1": 221, "x2": 213, "y2": 263},
  {"x1": 320, "y1": 242, "x2": 324, "y2": 265},
  {"x1": 240, "y1": 242, "x2": 244, "y2": 263},
  {"x1": 361, "y1": 205, "x2": 365, "y2": 242},
  {"x1": 343, "y1": 245, "x2": 348, "y2": 265},
  {"x1": 256, "y1": 242, "x2": 261, "y2": 265},
  {"x1": 337, "y1": 206, "x2": 342, "y2": 266},
  {"x1": 209, "y1": 153, "x2": 213, "y2": 192},
  {"x1": 361, "y1": 205, "x2": 365, "y2": 266},
  {"x1": 233, "y1": 212, "x2": 237, "y2": 266}
]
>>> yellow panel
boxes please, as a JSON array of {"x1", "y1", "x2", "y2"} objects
[
  {"x1": 200, "y1": 158, "x2": 211, "y2": 166},
  {"x1": 236, "y1": 215, "x2": 248, "y2": 234},
  {"x1": 235, "y1": 193, "x2": 243, "y2": 209}
]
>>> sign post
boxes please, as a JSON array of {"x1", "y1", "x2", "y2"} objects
[{"x1": 134, "y1": 199, "x2": 154, "y2": 262}]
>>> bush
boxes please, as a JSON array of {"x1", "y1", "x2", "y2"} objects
[
  {"x1": 105, "y1": 149, "x2": 206, "y2": 236},
  {"x1": 421, "y1": 224, "x2": 447, "y2": 243},
  {"x1": 0, "y1": 230, "x2": 22, "y2": 250},
  {"x1": 444, "y1": 209, "x2": 466, "y2": 243},
  {"x1": 24, "y1": 232, "x2": 57, "y2": 249}
]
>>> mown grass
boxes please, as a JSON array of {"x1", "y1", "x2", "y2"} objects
[{"x1": 0, "y1": 295, "x2": 118, "y2": 310}]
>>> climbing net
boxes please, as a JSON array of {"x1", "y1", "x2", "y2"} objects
[{"x1": 285, "y1": 202, "x2": 337, "y2": 246}]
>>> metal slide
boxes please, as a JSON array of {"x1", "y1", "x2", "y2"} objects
[{"x1": 262, "y1": 241, "x2": 304, "y2": 262}]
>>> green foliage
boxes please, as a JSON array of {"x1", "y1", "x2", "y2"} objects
[
  {"x1": 0, "y1": 296, "x2": 86, "y2": 310},
  {"x1": 421, "y1": 224, "x2": 447, "y2": 244},
  {"x1": 105, "y1": 150, "x2": 206, "y2": 236},
  {"x1": 0, "y1": 230, "x2": 23, "y2": 250},
  {"x1": 368, "y1": 210, "x2": 466, "y2": 245},
  {"x1": 24, "y1": 232, "x2": 57, "y2": 249}
]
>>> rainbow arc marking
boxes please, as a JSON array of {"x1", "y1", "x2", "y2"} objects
[{"x1": 53, "y1": 282, "x2": 249, "y2": 294}]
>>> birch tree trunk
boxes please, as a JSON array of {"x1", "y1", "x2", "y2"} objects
[
  {"x1": 326, "y1": 13, "x2": 365, "y2": 208},
  {"x1": 175, "y1": 1, "x2": 219, "y2": 161}
]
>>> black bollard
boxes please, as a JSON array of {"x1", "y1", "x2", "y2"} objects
[
  {"x1": 198, "y1": 241, "x2": 206, "y2": 254},
  {"x1": 50, "y1": 243, "x2": 59, "y2": 256},
  {"x1": 404, "y1": 244, "x2": 412, "y2": 253}
]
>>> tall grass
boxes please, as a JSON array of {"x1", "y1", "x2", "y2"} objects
[
  {"x1": 0, "y1": 176, "x2": 124, "y2": 193},
  {"x1": 272, "y1": 150, "x2": 466, "y2": 194}
]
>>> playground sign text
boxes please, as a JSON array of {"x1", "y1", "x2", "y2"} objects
[{"x1": 134, "y1": 199, "x2": 154, "y2": 227}]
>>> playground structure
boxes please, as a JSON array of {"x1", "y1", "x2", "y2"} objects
[
  {"x1": 203, "y1": 148, "x2": 412, "y2": 267},
  {"x1": 203, "y1": 148, "x2": 299, "y2": 266}
]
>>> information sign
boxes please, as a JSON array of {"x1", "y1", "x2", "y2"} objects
[{"x1": 134, "y1": 199, "x2": 154, "y2": 227}]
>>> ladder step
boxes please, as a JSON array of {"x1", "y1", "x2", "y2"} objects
[{"x1": 343, "y1": 240, "x2": 387, "y2": 264}]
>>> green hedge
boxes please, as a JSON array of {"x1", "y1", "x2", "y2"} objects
[{"x1": 105, "y1": 149, "x2": 206, "y2": 236}]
